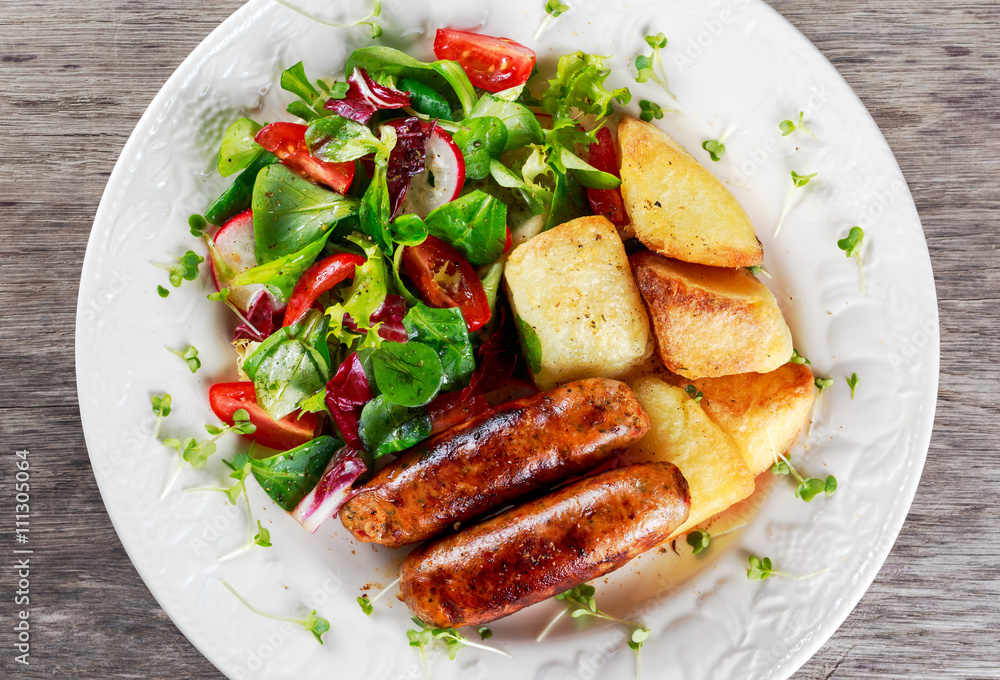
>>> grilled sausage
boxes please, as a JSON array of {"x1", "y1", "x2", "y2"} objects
[
  {"x1": 339, "y1": 378, "x2": 651, "y2": 548},
  {"x1": 399, "y1": 461, "x2": 690, "y2": 628}
]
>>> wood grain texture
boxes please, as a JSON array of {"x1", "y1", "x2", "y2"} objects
[{"x1": 0, "y1": 1, "x2": 997, "y2": 678}]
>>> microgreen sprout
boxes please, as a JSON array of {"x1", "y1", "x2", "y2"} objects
[
  {"x1": 198, "y1": 450, "x2": 273, "y2": 561},
  {"x1": 274, "y1": 0, "x2": 383, "y2": 39},
  {"x1": 685, "y1": 523, "x2": 748, "y2": 555},
  {"x1": 154, "y1": 250, "x2": 203, "y2": 288},
  {"x1": 407, "y1": 617, "x2": 511, "y2": 678},
  {"x1": 702, "y1": 139, "x2": 726, "y2": 162},
  {"x1": 478, "y1": 627, "x2": 493, "y2": 640},
  {"x1": 150, "y1": 393, "x2": 172, "y2": 439},
  {"x1": 838, "y1": 226, "x2": 867, "y2": 295},
  {"x1": 789, "y1": 349, "x2": 811, "y2": 365},
  {"x1": 188, "y1": 213, "x2": 208, "y2": 237},
  {"x1": 779, "y1": 112, "x2": 817, "y2": 140},
  {"x1": 774, "y1": 171, "x2": 818, "y2": 238},
  {"x1": 221, "y1": 579, "x2": 331, "y2": 644},
  {"x1": 207, "y1": 288, "x2": 230, "y2": 302},
  {"x1": 356, "y1": 576, "x2": 401, "y2": 616},
  {"x1": 168, "y1": 345, "x2": 202, "y2": 373},
  {"x1": 847, "y1": 372, "x2": 860, "y2": 399},
  {"x1": 162, "y1": 409, "x2": 255, "y2": 471},
  {"x1": 747, "y1": 555, "x2": 829, "y2": 581},
  {"x1": 157, "y1": 285, "x2": 170, "y2": 298},
  {"x1": 535, "y1": 0, "x2": 570, "y2": 40},
  {"x1": 815, "y1": 377, "x2": 834, "y2": 391},
  {"x1": 767, "y1": 431, "x2": 837, "y2": 503},
  {"x1": 684, "y1": 384, "x2": 705, "y2": 404},
  {"x1": 537, "y1": 585, "x2": 647, "y2": 644},
  {"x1": 635, "y1": 33, "x2": 674, "y2": 97},
  {"x1": 639, "y1": 99, "x2": 663, "y2": 123},
  {"x1": 806, "y1": 377, "x2": 834, "y2": 438},
  {"x1": 746, "y1": 265, "x2": 772, "y2": 279}
]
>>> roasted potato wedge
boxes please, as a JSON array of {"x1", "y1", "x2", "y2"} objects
[
  {"x1": 617, "y1": 115, "x2": 763, "y2": 268},
  {"x1": 662, "y1": 364, "x2": 816, "y2": 476},
  {"x1": 504, "y1": 215, "x2": 653, "y2": 390},
  {"x1": 626, "y1": 376, "x2": 755, "y2": 539},
  {"x1": 630, "y1": 251, "x2": 793, "y2": 379}
]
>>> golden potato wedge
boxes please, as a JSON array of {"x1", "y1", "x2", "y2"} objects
[
  {"x1": 662, "y1": 364, "x2": 815, "y2": 476},
  {"x1": 630, "y1": 251, "x2": 793, "y2": 379},
  {"x1": 617, "y1": 115, "x2": 763, "y2": 268},
  {"x1": 626, "y1": 377, "x2": 755, "y2": 539},
  {"x1": 504, "y1": 215, "x2": 653, "y2": 390}
]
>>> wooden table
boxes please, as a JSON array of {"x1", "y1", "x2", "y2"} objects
[{"x1": 1, "y1": 1, "x2": 996, "y2": 677}]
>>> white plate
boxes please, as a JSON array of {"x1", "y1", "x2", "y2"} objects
[{"x1": 76, "y1": 0, "x2": 939, "y2": 678}]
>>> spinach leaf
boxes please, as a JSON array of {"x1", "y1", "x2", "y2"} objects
[
  {"x1": 478, "y1": 261, "x2": 505, "y2": 316},
  {"x1": 468, "y1": 94, "x2": 543, "y2": 151},
  {"x1": 453, "y1": 117, "x2": 508, "y2": 181},
  {"x1": 370, "y1": 341, "x2": 444, "y2": 407},
  {"x1": 550, "y1": 140, "x2": 621, "y2": 189},
  {"x1": 516, "y1": 316, "x2": 543, "y2": 374},
  {"x1": 252, "y1": 164, "x2": 360, "y2": 263},
  {"x1": 345, "y1": 46, "x2": 477, "y2": 116},
  {"x1": 230, "y1": 234, "x2": 329, "y2": 305},
  {"x1": 390, "y1": 214, "x2": 429, "y2": 246},
  {"x1": 250, "y1": 436, "x2": 341, "y2": 511},
  {"x1": 204, "y1": 151, "x2": 279, "y2": 226},
  {"x1": 281, "y1": 61, "x2": 349, "y2": 122},
  {"x1": 358, "y1": 395, "x2": 432, "y2": 458},
  {"x1": 403, "y1": 303, "x2": 475, "y2": 390},
  {"x1": 544, "y1": 164, "x2": 588, "y2": 230},
  {"x1": 424, "y1": 190, "x2": 507, "y2": 266},
  {"x1": 359, "y1": 161, "x2": 392, "y2": 254},
  {"x1": 398, "y1": 77, "x2": 452, "y2": 121},
  {"x1": 242, "y1": 310, "x2": 331, "y2": 420},
  {"x1": 218, "y1": 118, "x2": 263, "y2": 177},
  {"x1": 306, "y1": 115, "x2": 390, "y2": 164}
]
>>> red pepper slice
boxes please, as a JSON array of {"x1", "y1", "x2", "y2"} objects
[
  {"x1": 208, "y1": 382, "x2": 318, "y2": 452},
  {"x1": 432, "y1": 29, "x2": 535, "y2": 93},
  {"x1": 585, "y1": 126, "x2": 629, "y2": 226},
  {"x1": 255, "y1": 122, "x2": 355, "y2": 194},
  {"x1": 402, "y1": 236, "x2": 492, "y2": 332},
  {"x1": 283, "y1": 253, "x2": 366, "y2": 327}
]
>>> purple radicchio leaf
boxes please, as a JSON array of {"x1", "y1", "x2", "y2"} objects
[
  {"x1": 290, "y1": 446, "x2": 367, "y2": 533},
  {"x1": 325, "y1": 68, "x2": 410, "y2": 124}
]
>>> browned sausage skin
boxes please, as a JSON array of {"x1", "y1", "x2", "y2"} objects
[
  {"x1": 339, "y1": 378, "x2": 651, "y2": 548},
  {"x1": 399, "y1": 461, "x2": 690, "y2": 629}
]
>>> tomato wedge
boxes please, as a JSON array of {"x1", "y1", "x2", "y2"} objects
[
  {"x1": 433, "y1": 29, "x2": 535, "y2": 93},
  {"x1": 255, "y1": 122, "x2": 355, "y2": 194},
  {"x1": 209, "y1": 382, "x2": 318, "y2": 451},
  {"x1": 282, "y1": 253, "x2": 366, "y2": 327},
  {"x1": 402, "y1": 236, "x2": 492, "y2": 332},
  {"x1": 586, "y1": 127, "x2": 628, "y2": 226}
]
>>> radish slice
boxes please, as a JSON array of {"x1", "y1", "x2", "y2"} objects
[
  {"x1": 400, "y1": 125, "x2": 465, "y2": 219},
  {"x1": 210, "y1": 210, "x2": 285, "y2": 313}
]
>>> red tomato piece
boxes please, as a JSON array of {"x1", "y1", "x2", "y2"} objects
[
  {"x1": 433, "y1": 29, "x2": 535, "y2": 93},
  {"x1": 282, "y1": 253, "x2": 366, "y2": 327},
  {"x1": 586, "y1": 126, "x2": 629, "y2": 226},
  {"x1": 209, "y1": 382, "x2": 318, "y2": 452},
  {"x1": 427, "y1": 389, "x2": 491, "y2": 436},
  {"x1": 402, "y1": 236, "x2": 492, "y2": 332},
  {"x1": 255, "y1": 122, "x2": 355, "y2": 194}
]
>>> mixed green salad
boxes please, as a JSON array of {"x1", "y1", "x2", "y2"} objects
[{"x1": 160, "y1": 26, "x2": 638, "y2": 533}]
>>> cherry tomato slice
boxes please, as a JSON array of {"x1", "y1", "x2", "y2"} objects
[
  {"x1": 586, "y1": 126, "x2": 629, "y2": 226},
  {"x1": 208, "y1": 382, "x2": 318, "y2": 452},
  {"x1": 282, "y1": 253, "x2": 366, "y2": 327},
  {"x1": 402, "y1": 235, "x2": 492, "y2": 332},
  {"x1": 433, "y1": 29, "x2": 535, "y2": 93},
  {"x1": 255, "y1": 122, "x2": 355, "y2": 194}
]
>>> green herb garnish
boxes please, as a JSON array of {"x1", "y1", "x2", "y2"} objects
[
  {"x1": 702, "y1": 139, "x2": 726, "y2": 162},
  {"x1": 168, "y1": 345, "x2": 202, "y2": 373},
  {"x1": 154, "y1": 250, "x2": 203, "y2": 288},
  {"x1": 846, "y1": 372, "x2": 860, "y2": 399},
  {"x1": 779, "y1": 112, "x2": 817, "y2": 139},
  {"x1": 635, "y1": 33, "x2": 673, "y2": 97},
  {"x1": 789, "y1": 349, "x2": 811, "y2": 365},
  {"x1": 535, "y1": 0, "x2": 570, "y2": 40},
  {"x1": 774, "y1": 171, "x2": 818, "y2": 238},
  {"x1": 747, "y1": 555, "x2": 829, "y2": 581},
  {"x1": 838, "y1": 226, "x2": 867, "y2": 295},
  {"x1": 150, "y1": 393, "x2": 171, "y2": 439},
  {"x1": 407, "y1": 616, "x2": 511, "y2": 676},
  {"x1": 221, "y1": 578, "x2": 331, "y2": 644},
  {"x1": 639, "y1": 99, "x2": 664, "y2": 123}
]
